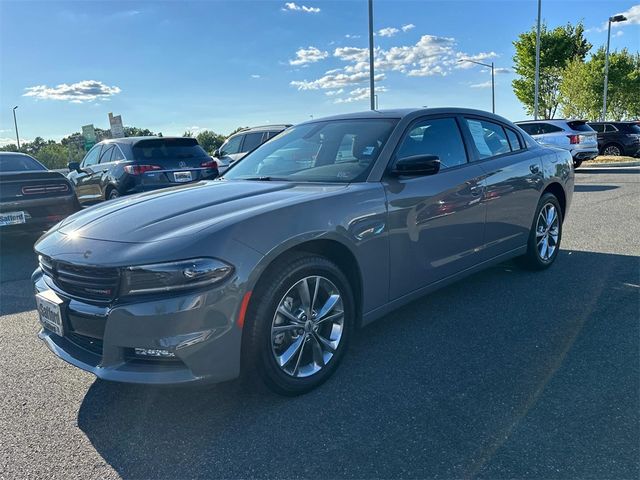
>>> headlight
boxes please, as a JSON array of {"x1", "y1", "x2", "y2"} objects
[{"x1": 121, "y1": 258, "x2": 233, "y2": 295}]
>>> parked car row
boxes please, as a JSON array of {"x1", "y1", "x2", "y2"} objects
[
  {"x1": 30, "y1": 107, "x2": 576, "y2": 395},
  {"x1": 516, "y1": 119, "x2": 640, "y2": 168}
]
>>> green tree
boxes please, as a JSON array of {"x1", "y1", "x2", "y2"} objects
[
  {"x1": 183, "y1": 130, "x2": 194, "y2": 138},
  {"x1": 228, "y1": 126, "x2": 248, "y2": 136},
  {"x1": 34, "y1": 143, "x2": 71, "y2": 169},
  {"x1": 124, "y1": 126, "x2": 157, "y2": 137},
  {"x1": 196, "y1": 130, "x2": 225, "y2": 154},
  {"x1": 560, "y1": 48, "x2": 640, "y2": 121},
  {"x1": 513, "y1": 22, "x2": 591, "y2": 118}
]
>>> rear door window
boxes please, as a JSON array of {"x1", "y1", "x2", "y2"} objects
[
  {"x1": 604, "y1": 124, "x2": 618, "y2": 133},
  {"x1": 110, "y1": 146, "x2": 125, "y2": 161},
  {"x1": 241, "y1": 132, "x2": 264, "y2": 153},
  {"x1": 99, "y1": 145, "x2": 114, "y2": 163},
  {"x1": 465, "y1": 119, "x2": 511, "y2": 159},
  {"x1": 590, "y1": 124, "x2": 605, "y2": 133}
]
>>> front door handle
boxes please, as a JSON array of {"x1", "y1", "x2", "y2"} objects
[{"x1": 530, "y1": 164, "x2": 540, "y2": 174}]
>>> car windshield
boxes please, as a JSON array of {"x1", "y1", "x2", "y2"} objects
[
  {"x1": 0, "y1": 154, "x2": 46, "y2": 172},
  {"x1": 223, "y1": 119, "x2": 398, "y2": 183}
]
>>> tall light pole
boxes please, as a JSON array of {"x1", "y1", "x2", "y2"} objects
[
  {"x1": 459, "y1": 59, "x2": 495, "y2": 113},
  {"x1": 368, "y1": 0, "x2": 375, "y2": 111},
  {"x1": 602, "y1": 14, "x2": 627, "y2": 121},
  {"x1": 534, "y1": 0, "x2": 542, "y2": 120},
  {"x1": 12, "y1": 106, "x2": 20, "y2": 149}
]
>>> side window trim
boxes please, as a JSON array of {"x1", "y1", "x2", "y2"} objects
[
  {"x1": 81, "y1": 145, "x2": 102, "y2": 167},
  {"x1": 387, "y1": 114, "x2": 471, "y2": 173},
  {"x1": 98, "y1": 145, "x2": 114, "y2": 164}
]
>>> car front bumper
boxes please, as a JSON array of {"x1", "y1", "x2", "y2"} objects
[{"x1": 33, "y1": 268, "x2": 244, "y2": 385}]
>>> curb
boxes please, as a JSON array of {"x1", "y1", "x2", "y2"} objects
[{"x1": 580, "y1": 161, "x2": 640, "y2": 168}]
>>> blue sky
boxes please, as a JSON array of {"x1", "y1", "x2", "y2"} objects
[{"x1": 0, "y1": 0, "x2": 638, "y2": 144}]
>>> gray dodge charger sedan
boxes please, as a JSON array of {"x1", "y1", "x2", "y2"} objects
[{"x1": 33, "y1": 108, "x2": 574, "y2": 395}]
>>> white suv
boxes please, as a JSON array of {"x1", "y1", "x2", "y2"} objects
[{"x1": 516, "y1": 119, "x2": 598, "y2": 168}]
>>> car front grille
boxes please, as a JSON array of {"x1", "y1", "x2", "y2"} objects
[{"x1": 39, "y1": 256, "x2": 120, "y2": 303}]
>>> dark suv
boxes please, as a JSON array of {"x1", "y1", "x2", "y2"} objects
[
  {"x1": 587, "y1": 122, "x2": 640, "y2": 157},
  {"x1": 214, "y1": 124, "x2": 291, "y2": 174},
  {"x1": 67, "y1": 137, "x2": 218, "y2": 205}
]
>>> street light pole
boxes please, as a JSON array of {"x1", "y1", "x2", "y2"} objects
[
  {"x1": 12, "y1": 106, "x2": 20, "y2": 149},
  {"x1": 602, "y1": 14, "x2": 627, "y2": 121},
  {"x1": 534, "y1": 0, "x2": 542, "y2": 120},
  {"x1": 368, "y1": 0, "x2": 375, "y2": 111},
  {"x1": 458, "y1": 59, "x2": 496, "y2": 113}
]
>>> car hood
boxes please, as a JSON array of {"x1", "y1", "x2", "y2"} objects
[{"x1": 57, "y1": 180, "x2": 347, "y2": 243}]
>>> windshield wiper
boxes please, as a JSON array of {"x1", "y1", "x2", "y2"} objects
[{"x1": 242, "y1": 176, "x2": 290, "y2": 181}]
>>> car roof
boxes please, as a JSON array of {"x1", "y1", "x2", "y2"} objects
[
  {"x1": 515, "y1": 119, "x2": 586, "y2": 124},
  {"x1": 588, "y1": 121, "x2": 635, "y2": 124},
  {"x1": 299, "y1": 107, "x2": 515, "y2": 125},
  {"x1": 99, "y1": 136, "x2": 189, "y2": 146}
]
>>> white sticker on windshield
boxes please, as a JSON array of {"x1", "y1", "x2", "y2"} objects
[
  {"x1": 361, "y1": 146, "x2": 375, "y2": 156},
  {"x1": 467, "y1": 119, "x2": 493, "y2": 156}
]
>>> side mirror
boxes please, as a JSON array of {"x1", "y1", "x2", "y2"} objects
[
  {"x1": 68, "y1": 161, "x2": 81, "y2": 173},
  {"x1": 391, "y1": 155, "x2": 440, "y2": 176}
]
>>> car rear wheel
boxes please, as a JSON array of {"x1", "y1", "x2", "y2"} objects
[
  {"x1": 518, "y1": 193, "x2": 563, "y2": 270},
  {"x1": 243, "y1": 254, "x2": 354, "y2": 396},
  {"x1": 602, "y1": 144, "x2": 622, "y2": 156},
  {"x1": 107, "y1": 188, "x2": 120, "y2": 200}
]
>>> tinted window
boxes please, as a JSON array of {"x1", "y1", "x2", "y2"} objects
[
  {"x1": 396, "y1": 118, "x2": 467, "y2": 170},
  {"x1": 518, "y1": 123, "x2": 540, "y2": 135},
  {"x1": 465, "y1": 119, "x2": 511, "y2": 159},
  {"x1": 590, "y1": 123, "x2": 605, "y2": 133},
  {"x1": 604, "y1": 124, "x2": 618, "y2": 133},
  {"x1": 539, "y1": 123, "x2": 563, "y2": 134},
  {"x1": 224, "y1": 119, "x2": 397, "y2": 183},
  {"x1": 132, "y1": 138, "x2": 208, "y2": 165},
  {"x1": 566, "y1": 121, "x2": 595, "y2": 132},
  {"x1": 617, "y1": 123, "x2": 640, "y2": 134},
  {"x1": 505, "y1": 128, "x2": 523, "y2": 151},
  {"x1": 242, "y1": 132, "x2": 264, "y2": 153},
  {"x1": 266, "y1": 130, "x2": 283, "y2": 140},
  {"x1": 82, "y1": 145, "x2": 102, "y2": 167},
  {"x1": 220, "y1": 135, "x2": 243, "y2": 155},
  {"x1": 0, "y1": 153, "x2": 46, "y2": 172},
  {"x1": 110, "y1": 146, "x2": 125, "y2": 161},
  {"x1": 99, "y1": 145, "x2": 114, "y2": 163}
]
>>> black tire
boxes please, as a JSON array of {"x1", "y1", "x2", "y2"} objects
[
  {"x1": 242, "y1": 253, "x2": 355, "y2": 396},
  {"x1": 518, "y1": 193, "x2": 563, "y2": 270},
  {"x1": 602, "y1": 143, "x2": 623, "y2": 156},
  {"x1": 573, "y1": 159, "x2": 583, "y2": 169},
  {"x1": 107, "y1": 188, "x2": 120, "y2": 200}
]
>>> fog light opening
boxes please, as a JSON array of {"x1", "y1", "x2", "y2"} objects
[{"x1": 134, "y1": 348, "x2": 176, "y2": 358}]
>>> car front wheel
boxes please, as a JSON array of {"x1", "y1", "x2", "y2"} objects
[
  {"x1": 519, "y1": 193, "x2": 563, "y2": 270},
  {"x1": 243, "y1": 254, "x2": 354, "y2": 396}
]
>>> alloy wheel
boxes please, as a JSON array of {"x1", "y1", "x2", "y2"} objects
[
  {"x1": 535, "y1": 203, "x2": 559, "y2": 261},
  {"x1": 271, "y1": 275, "x2": 344, "y2": 378},
  {"x1": 603, "y1": 145, "x2": 621, "y2": 156}
]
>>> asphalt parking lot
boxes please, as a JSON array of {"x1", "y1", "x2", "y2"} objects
[{"x1": 0, "y1": 169, "x2": 638, "y2": 479}]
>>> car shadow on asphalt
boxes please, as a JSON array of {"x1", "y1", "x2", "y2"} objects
[
  {"x1": 0, "y1": 233, "x2": 41, "y2": 315},
  {"x1": 574, "y1": 185, "x2": 619, "y2": 192},
  {"x1": 76, "y1": 249, "x2": 640, "y2": 479}
]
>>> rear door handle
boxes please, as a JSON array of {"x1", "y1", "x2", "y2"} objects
[{"x1": 530, "y1": 164, "x2": 540, "y2": 174}]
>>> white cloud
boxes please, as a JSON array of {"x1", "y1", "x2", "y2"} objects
[
  {"x1": 494, "y1": 67, "x2": 511, "y2": 74},
  {"x1": 378, "y1": 27, "x2": 400, "y2": 37},
  {"x1": 251, "y1": 74, "x2": 262, "y2": 78},
  {"x1": 289, "y1": 34, "x2": 500, "y2": 103},
  {"x1": 345, "y1": 34, "x2": 361, "y2": 39},
  {"x1": 289, "y1": 46, "x2": 329, "y2": 65},
  {"x1": 470, "y1": 81, "x2": 492, "y2": 89},
  {"x1": 401, "y1": 24, "x2": 416, "y2": 32},
  {"x1": 291, "y1": 72, "x2": 385, "y2": 91},
  {"x1": 613, "y1": 30, "x2": 624, "y2": 37},
  {"x1": 325, "y1": 89, "x2": 344, "y2": 96},
  {"x1": 282, "y1": 2, "x2": 320, "y2": 13},
  {"x1": 23, "y1": 80, "x2": 121, "y2": 103},
  {"x1": 334, "y1": 86, "x2": 388, "y2": 104},
  {"x1": 455, "y1": 52, "x2": 499, "y2": 69}
]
